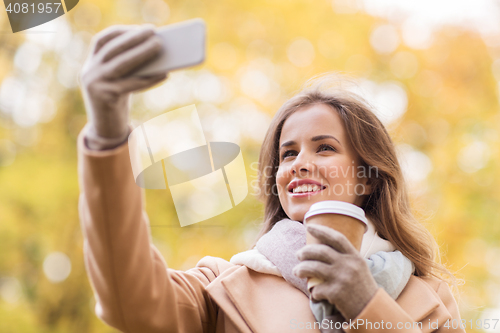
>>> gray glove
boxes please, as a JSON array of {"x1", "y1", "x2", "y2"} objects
[
  {"x1": 79, "y1": 25, "x2": 168, "y2": 150},
  {"x1": 293, "y1": 224, "x2": 379, "y2": 321}
]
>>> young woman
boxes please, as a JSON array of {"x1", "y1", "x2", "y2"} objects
[{"x1": 78, "y1": 24, "x2": 465, "y2": 332}]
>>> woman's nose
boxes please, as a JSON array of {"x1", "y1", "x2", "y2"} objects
[{"x1": 291, "y1": 152, "x2": 316, "y2": 176}]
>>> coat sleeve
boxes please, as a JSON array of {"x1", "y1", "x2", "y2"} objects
[
  {"x1": 77, "y1": 128, "x2": 218, "y2": 333},
  {"x1": 343, "y1": 279, "x2": 465, "y2": 333}
]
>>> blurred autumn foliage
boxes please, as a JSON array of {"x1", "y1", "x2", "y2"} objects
[{"x1": 1, "y1": 0, "x2": 500, "y2": 332}]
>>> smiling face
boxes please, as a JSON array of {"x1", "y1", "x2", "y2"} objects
[{"x1": 276, "y1": 103, "x2": 370, "y2": 222}]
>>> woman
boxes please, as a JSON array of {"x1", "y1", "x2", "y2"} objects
[{"x1": 78, "y1": 24, "x2": 465, "y2": 332}]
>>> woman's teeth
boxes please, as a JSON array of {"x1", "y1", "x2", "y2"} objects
[{"x1": 292, "y1": 184, "x2": 321, "y2": 193}]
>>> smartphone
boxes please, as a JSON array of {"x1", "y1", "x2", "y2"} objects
[{"x1": 131, "y1": 18, "x2": 206, "y2": 77}]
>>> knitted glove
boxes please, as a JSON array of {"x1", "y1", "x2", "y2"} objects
[
  {"x1": 79, "y1": 25, "x2": 168, "y2": 150},
  {"x1": 293, "y1": 224, "x2": 379, "y2": 321}
]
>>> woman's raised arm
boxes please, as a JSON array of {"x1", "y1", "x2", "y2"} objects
[{"x1": 77, "y1": 25, "x2": 219, "y2": 333}]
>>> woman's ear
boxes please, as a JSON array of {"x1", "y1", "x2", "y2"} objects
[
  {"x1": 357, "y1": 176, "x2": 373, "y2": 196},
  {"x1": 354, "y1": 177, "x2": 372, "y2": 207}
]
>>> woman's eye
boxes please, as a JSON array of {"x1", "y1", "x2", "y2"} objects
[
  {"x1": 281, "y1": 150, "x2": 296, "y2": 160},
  {"x1": 318, "y1": 144, "x2": 336, "y2": 152}
]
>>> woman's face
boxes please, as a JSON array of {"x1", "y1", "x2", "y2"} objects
[{"x1": 276, "y1": 103, "x2": 370, "y2": 222}]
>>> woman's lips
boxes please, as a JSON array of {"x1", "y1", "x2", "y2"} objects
[{"x1": 289, "y1": 186, "x2": 326, "y2": 197}]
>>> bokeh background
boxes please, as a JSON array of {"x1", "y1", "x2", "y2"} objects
[{"x1": 1, "y1": 0, "x2": 500, "y2": 332}]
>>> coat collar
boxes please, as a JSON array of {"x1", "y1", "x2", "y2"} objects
[
  {"x1": 396, "y1": 275, "x2": 453, "y2": 330},
  {"x1": 207, "y1": 266, "x2": 450, "y2": 333},
  {"x1": 396, "y1": 275, "x2": 441, "y2": 320}
]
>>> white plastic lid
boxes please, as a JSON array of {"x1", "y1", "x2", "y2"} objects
[{"x1": 304, "y1": 200, "x2": 368, "y2": 233}]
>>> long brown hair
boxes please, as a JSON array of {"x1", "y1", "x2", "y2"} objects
[{"x1": 253, "y1": 72, "x2": 459, "y2": 290}]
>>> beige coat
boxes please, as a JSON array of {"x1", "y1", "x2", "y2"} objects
[{"x1": 77, "y1": 131, "x2": 466, "y2": 333}]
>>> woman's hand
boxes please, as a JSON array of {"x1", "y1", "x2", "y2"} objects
[
  {"x1": 79, "y1": 25, "x2": 168, "y2": 149},
  {"x1": 293, "y1": 224, "x2": 379, "y2": 321}
]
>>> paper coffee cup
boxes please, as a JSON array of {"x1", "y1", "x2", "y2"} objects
[{"x1": 303, "y1": 201, "x2": 368, "y2": 291}]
